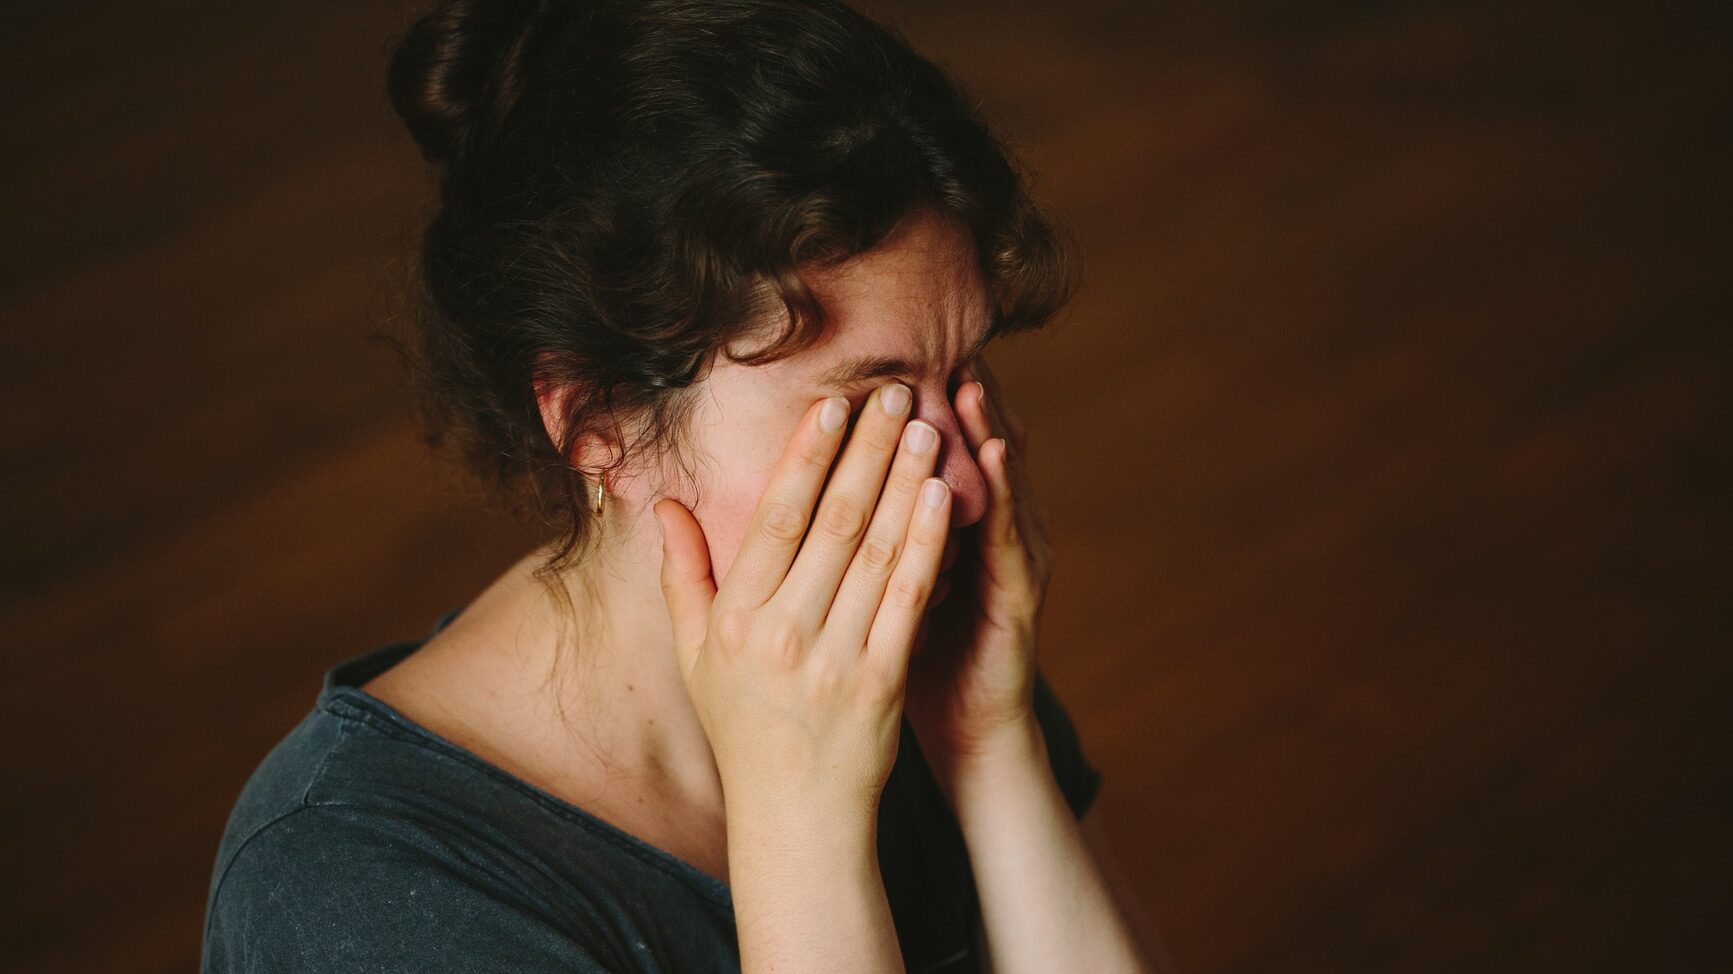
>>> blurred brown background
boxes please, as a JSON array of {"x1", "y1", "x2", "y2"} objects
[{"x1": 3, "y1": 1, "x2": 1729, "y2": 972}]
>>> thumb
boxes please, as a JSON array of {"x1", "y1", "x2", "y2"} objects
[{"x1": 653, "y1": 497, "x2": 716, "y2": 681}]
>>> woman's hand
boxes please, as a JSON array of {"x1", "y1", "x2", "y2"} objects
[
  {"x1": 657, "y1": 381, "x2": 948, "y2": 971},
  {"x1": 654, "y1": 381, "x2": 953, "y2": 825},
  {"x1": 905, "y1": 362, "x2": 1164, "y2": 974},
  {"x1": 904, "y1": 353, "x2": 1053, "y2": 801}
]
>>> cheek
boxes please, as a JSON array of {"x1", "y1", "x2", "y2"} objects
[
  {"x1": 693, "y1": 430, "x2": 797, "y2": 587},
  {"x1": 686, "y1": 381, "x2": 845, "y2": 584},
  {"x1": 695, "y1": 470, "x2": 772, "y2": 588}
]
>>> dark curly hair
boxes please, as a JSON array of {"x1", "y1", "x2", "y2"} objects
[{"x1": 383, "y1": 0, "x2": 1080, "y2": 595}]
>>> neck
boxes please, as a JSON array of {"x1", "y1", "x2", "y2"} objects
[
  {"x1": 392, "y1": 515, "x2": 724, "y2": 818},
  {"x1": 540, "y1": 521, "x2": 722, "y2": 808}
]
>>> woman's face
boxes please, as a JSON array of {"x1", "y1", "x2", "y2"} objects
[{"x1": 682, "y1": 206, "x2": 994, "y2": 588}]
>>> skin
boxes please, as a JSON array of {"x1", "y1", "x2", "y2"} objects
[{"x1": 362, "y1": 205, "x2": 1170, "y2": 971}]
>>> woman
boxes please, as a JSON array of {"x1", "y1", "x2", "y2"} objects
[{"x1": 202, "y1": 1, "x2": 1168, "y2": 971}]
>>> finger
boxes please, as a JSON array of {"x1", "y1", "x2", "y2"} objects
[
  {"x1": 822, "y1": 417, "x2": 942, "y2": 648},
  {"x1": 654, "y1": 497, "x2": 718, "y2": 681},
  {"x1": 957, "y1": 379, "x2": 993, "y2": 452},
  {"x1": 976, "y1": 376, "x2": 1026, "y2": 479},
  {"x1": 774, "y1": 381, "x2": 913, "y2": 629},
  {"x1": 724, "y1": 395, "x2": 851, "y2": 612},
  {"x1": 966, "y1": 375, "x2": 1050, "y2": 543},
  {"x1": 977, "y1": 437, "x2": 1033, "y2": 592},
  {"x1": 954, "y1": 379, "x2": 1038, "y2": 574},
  {"x1": 959, "y1": 374, "x2": 1021, "y2": 487},
  {"x1": 958, "y1": 360, "x2": 1049, "y2": 583},
  {"x1": 864, "y1": 476, "x2": 951, "y2": 680},
  {"x1": 971, "y1": 355, "x2": 1027, "y2": 450}
]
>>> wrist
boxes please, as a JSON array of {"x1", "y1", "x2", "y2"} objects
[
  {"x1": 928, "y1": 713, "x2": 1048, "y2": 810},
  {"x1": 723, "y1": 790, "x2": 903, "y2": 972},
  {"x1": 724, "y1": 785, "x2": 881, "y2": 858}
]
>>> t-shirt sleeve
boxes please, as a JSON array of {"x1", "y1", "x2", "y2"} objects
[
  {"x1": 203, "y1": 803, "x2": 621, "y2": 974},
  {"x1": 1031, "y1": 667, "x2": 1105, "y2": 819}
]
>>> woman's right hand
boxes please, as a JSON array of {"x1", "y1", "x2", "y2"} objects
[{"x1": 653, "y1": 381, "x2": 953, "y2": 823}]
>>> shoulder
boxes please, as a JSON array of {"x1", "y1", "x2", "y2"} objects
[
  {"x1": 203, "y1": 797, "x2": 622, "y2": 973},
  {"x1": 203, "y1": 700, "x2": 626, "y2": 974}
]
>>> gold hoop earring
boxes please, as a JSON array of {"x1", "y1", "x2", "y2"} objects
[{"x1": 589, "y1": 478, "x2": 606, "y2": 515}]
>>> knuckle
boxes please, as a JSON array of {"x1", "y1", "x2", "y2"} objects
[
  {"x1": 758, "y1": 499, "x2": 809, "y2": 544},
  {"x1": 809, "y1": 653, "x2": 848, "y2": 696},
  {"x1": 712, "y1": 605, "x2": 753, "y2": 649},
  {"x1": 866, "y1": 418, "x2": 906, "y2": 451},
  {"x1": 911, "y1": 512, "x2": 947, "y2": 546},
  {"x1": 761, "y1": 616, "x2": 807, "y2": 666},
  {"x1": 855, "y1": 534, "x2": 900, "y2": 574},
  {"x1": 799, "y1": 434, "x2": 838, "y2": 467},
  {"x1": 815, "y1": 498, "x2": 870, "y2": 545},
  {"x1": 887, "y1": 574, "x2": 931, "y2": 610}
]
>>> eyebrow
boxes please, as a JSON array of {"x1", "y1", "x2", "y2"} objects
[{"x1": 813, "y1": 321, "x2": 999, "y2": 391}]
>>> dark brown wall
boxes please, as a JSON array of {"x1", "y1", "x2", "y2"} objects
[{"x1": 2, "y1": 1, "x2": 1728, "y2": 972}]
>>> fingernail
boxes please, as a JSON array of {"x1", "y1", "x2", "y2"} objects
[
  {"x1": 881, "y1": 383, "x2": 911, "y2": 415},
  {"x1": 904, "y1": 421, "x2": 936, "y2": 453},
  {"x1": 922, "y1": 478, "x2": 948, "y2": 508},
  {"x1": 820, "y1": 397, "x2": 848, "y2": 431}
]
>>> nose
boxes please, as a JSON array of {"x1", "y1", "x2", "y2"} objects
[{"x1": 911, "y1": 392, "x2": 988, "y2": 529}]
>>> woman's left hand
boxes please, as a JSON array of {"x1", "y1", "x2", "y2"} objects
[{"x1": 904, "y1": 353, "x2": 1054, "y2": 798}]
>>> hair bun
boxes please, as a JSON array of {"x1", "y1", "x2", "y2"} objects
[{"x1": 388, "y1": 0, "x2": 547, "y2": 169}]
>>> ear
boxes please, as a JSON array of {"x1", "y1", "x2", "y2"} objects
[
  {"x1": 532, "y1": 356, "x2": 619, "y2": 483},
  {"x1": 533, "y1": 362, "x2": 575, "y2": 456}
]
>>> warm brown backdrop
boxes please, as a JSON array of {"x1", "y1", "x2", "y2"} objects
[{"x1": 3, "y1": 1, "x2": 1728, "y2": 972}]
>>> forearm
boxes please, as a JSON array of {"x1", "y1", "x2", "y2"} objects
[
  {"x1": 944, "y1": 720, "x2": 1158, "y2": 974},
  {"x1": 726, "y1": 795, "x2": 906, "y2": 974}
]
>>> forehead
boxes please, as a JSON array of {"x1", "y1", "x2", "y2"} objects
[{"x1": 793, "y1": 209, "x2": 995, "y2": 373}]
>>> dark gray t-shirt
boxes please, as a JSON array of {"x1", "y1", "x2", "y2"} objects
[{"x1": 202, "y1": 606, "x2": 1103, "y2": 973}]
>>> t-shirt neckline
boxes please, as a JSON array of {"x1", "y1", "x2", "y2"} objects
[{"x1": 316, "y1": 605, "x2": 737, "y2": 911}]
